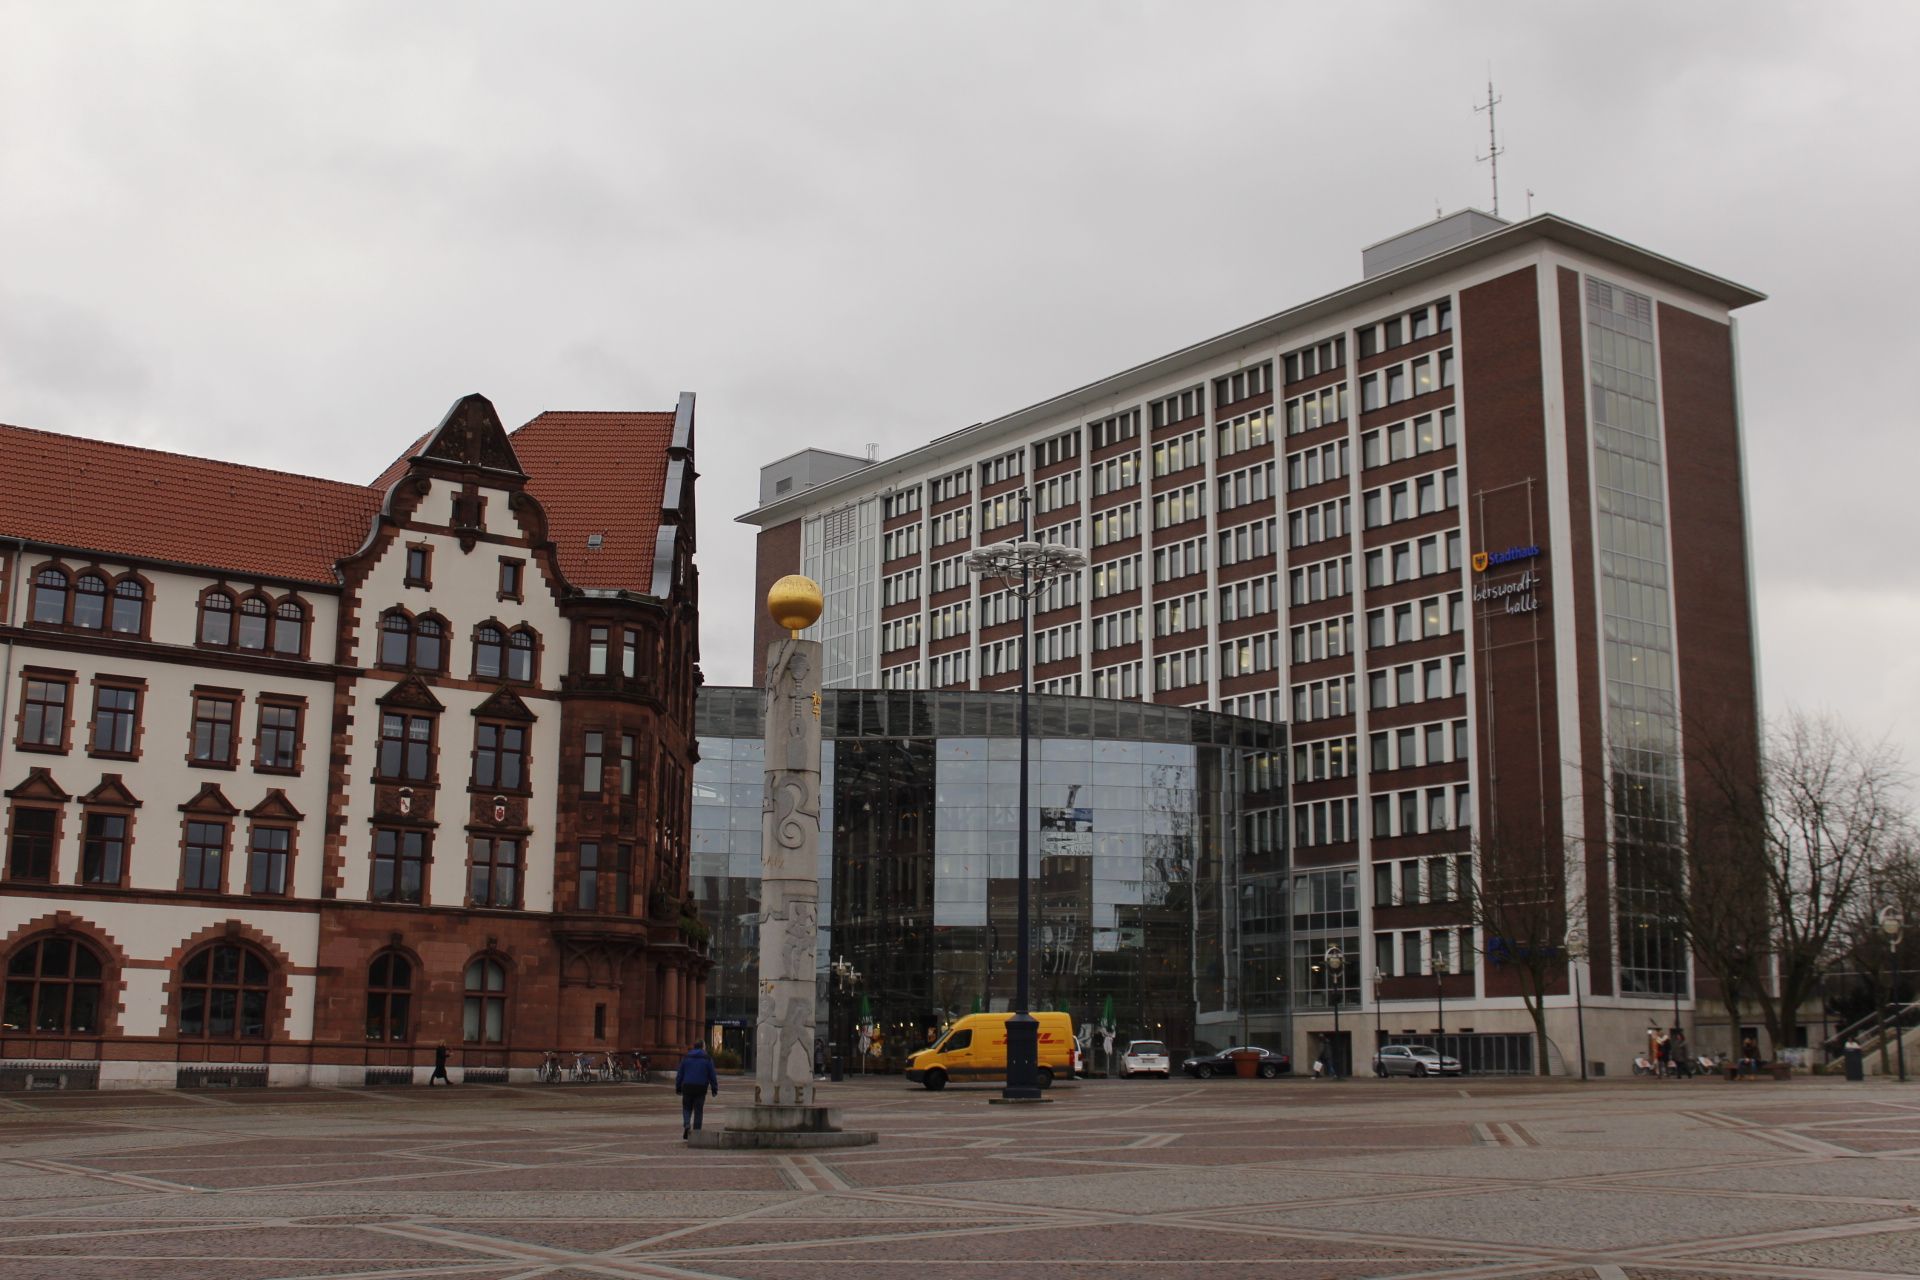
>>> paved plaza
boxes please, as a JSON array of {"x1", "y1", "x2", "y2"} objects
[{"x1": 3, "y1": 1074, "x2": 1919, "y2": 1280}]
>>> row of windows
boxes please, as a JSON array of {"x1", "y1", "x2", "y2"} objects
[
  {"x1": 928, "y1": 555, "x2": 968, "y2": 595},
  {"x1": 1374, "y1": 853, "x2": 1472, "y2": 907},
  {"x1": 1290, "y1": 675, "x2": 1355, "y2": 723},
  {"x1": 1153, "y1": 538, "x2": 1208, "y2": 584},
  {"x1": 1284, "y1": 335, "x2": 1345, "y2": 385},
  {"x1": 930, "y1": 509, "x2": 971, "y2": 547},
  {"x1": 1366, "y1": 592, "x2": 1466, "y2": 648},
  {"x1": 1034, "y1": 472, "x2": 1079, "y2": 514},
  {"x1": 1294, "y1": 797, "x2": 1360, "y2": 848},
  {"x1": 1289, "y1": 555, "x2": 1352, "y2": 605},
  {"x1": 980, "y1": 449, "x2": 1024, "y2": 486},
  {"x1": 1214, "y1": 406, "x2": 1273, "y2": 463},
  {"x1": 881, "y1": 617, "x2": 919, "y2": 654},
  {"x1": 1154, "y1": 592, "x2": 1206, "y2": 639},
  {"x1": 930, "y1": 601, "x2": 969, "y2": 639},
  {"x1": 1284, "y1": 383, "x2": 1349, "y2": 436},
  {"x1": 1359, "y1": 350, "x2": 1454, "y2": 413},
  {"x1": 1035, "y1": 518, "x2": 1080, "y2": 549},
  {"x1": 1091, "y1": 609, "x2": 1140, "y2": 651},
  {"x1": 1151, "y1": 483, "x2": 1206, "y2": 531},
  {"x1": 1293, "y1": 735, "x2": 1357, "y2": 783},
  {"x1": 1092, "y1": 555, "x2": 1142, "y2": 599},
  {"x1": 1089, "y1": 408, "x2": 1141, "y2": 450},
  {"x1": 883, "y1": 567, "x2": 921, "y2": 606},
  {"x1": 1368, "y1": 656, "x2": 1468, "y2": 709},
  {"x1": 379, "y1": 610, "x2": 537, "y2": 683},
  {"x1": 1150, "y1": 430, "x2": 1204, "y2": 479},
  {"x1": 1153, "y1": 647, "x2": 1207, "y2": 692},
  {"x1": 1288, "y1": 497, "x2": 1351, "y2": 550},
  {"x1": 1220, "y1": 632, "x2": 1280, "y2": 677},
  {"x1": 1219, "y1": 517, "x2": 1278, "y2": 567},
  {"x1": 1372, "y1": 784, "x2": 1474, "y2": 838},
  {"x1": 1220, "y1": 573, "x2": 1279, "y2": 622},
  {"x1": 1221, "y1": 690, "x2": 1276, "y2": 722},
  {"x1": 882, "y1": 487, "x2": 922, "y2": 519},
  {"x1": 1356, "y1": 299, "x2": 1450, "y2": 359},
  {"x1": 1034, "y1": 428, "x2": 1080, "y2": 468},
  {"x1": 1091, "y1": 453, "x2": 1140, "y2": 497},
  {"x1": 1032, "y1": 673, "x2": 1083, "y2": 696},
  {"x1": 1091, "y1": 503, "x2": 1139, "y2": 548},
  {"x1": 3, "y1": 934, "x2": 527, "y2": 1045},
  {"x1": 30, "y1": 567, "x2": 315, "y2": 658},
  {"x1": 1371, "y1": 718, "x2": 1470, "y2": 772},
  {"x1": 1214, "y1": 363, "x2": 1273, "y2": 407},
  {"x1": 1091, "y1": 661, "x2": 1142, "y2": 700},
  {"x1": 883, "y1": 525, "x2": 923, "y2": 561},
  {"x1": 1148, "y1": 386, "x2": 1204, "y2": 429},
  {"x1": 930, "y1": 469, "x2": 971, "y2": 503},
  {"x1": 1365, "y1": 533, "x2": 1465, "y2": 591},
  {"x1": 1218, "y1": 461, "x2": 1276, "y2": 513},
  {"x1": 1290, "y1": 615, "x2": 1354, "y2": 664},
  {"x1": 17, "y1": 672, "x2": 304, "y2": 772},
  {"x1": 980, "y1": 491, "x2": 1024, "y2": 534},
  {"x1": 1361, "y1": 467, "x2": 1459, "y2": 530},
  {"x1": 1375, "y1": 928, "x2": 1476, "y2": 981},
  {"x1": 928, "y1": 650, "x2": 970, "y2": 687},
  {"x1": 1363, "y1": 408, "x2": 1457, "y2": 469},
  {"x1": 1287, "y1": 439, "x2": 1350, "y2": 493}
]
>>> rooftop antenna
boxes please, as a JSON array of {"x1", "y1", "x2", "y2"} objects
[
  {"x1": 1526, "y1": 187, "x2": 1535, "y2": 218},
  {"x1": 865, "y1": 442, "x2": 878, "y2": 462},
  {"x1": 1474, "y1": 74, "x2": 1505, "y2": 217}
]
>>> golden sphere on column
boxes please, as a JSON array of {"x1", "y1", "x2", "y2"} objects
[{"x1": 767, "y1": 575, "x2": 824, "y2": 634}]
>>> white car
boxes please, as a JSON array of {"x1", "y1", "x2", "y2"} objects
[
  {"x1": 1121, "y1": 1039, "x2": 1171, "y2": 1078},
  {"x1": 1372, "y1": 1044, "x2": 1463, "y2": 1077}
]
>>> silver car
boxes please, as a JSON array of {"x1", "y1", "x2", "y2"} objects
[{"x1": 1373, "y1": 1044, "x2": 1462, "y2": 1077}]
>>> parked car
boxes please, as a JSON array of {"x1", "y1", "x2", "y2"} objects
[
  {"x1": 1372, "y1": 1044, "x2": 1463, "y2": 1077},
  {"x1": 1120, "y1": 1039, "x2": 1170, "y2": 1078},
  {"x1": 1181, "y1": 1045, "x2": 1291, "y2": 1079}
]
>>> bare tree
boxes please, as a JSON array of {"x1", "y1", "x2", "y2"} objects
[
  {"x1": 1679, "y1": 712, "x2": 1913, "y2": 1057},
  {"x1": 1463, "y1": 828, "x2": 1586, "y2": 1076}
]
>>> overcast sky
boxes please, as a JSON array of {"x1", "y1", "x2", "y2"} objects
[{"x1": 4, "y1": 1, "x2": 1916, "y2": 767}]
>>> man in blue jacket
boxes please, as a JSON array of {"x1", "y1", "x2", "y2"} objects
[{"x1": 674, "y1": 1042, "x2": 720, "y2": 1140}]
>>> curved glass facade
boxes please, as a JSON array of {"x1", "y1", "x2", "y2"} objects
[{"x1": 693, "y1": 688, "x2": 1286, "y2": 1067}]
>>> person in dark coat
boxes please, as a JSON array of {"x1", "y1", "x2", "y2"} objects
[
  {"x1": 674, "y1": 1042, "x2": 720, "y2": 1139},
  {"x1": 429, "y1": 1041, "x2": 452, "y2": 1087}
]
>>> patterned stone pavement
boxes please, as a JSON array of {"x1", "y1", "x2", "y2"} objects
[{"x1": 3, "y1": 1074, "x2": 1919, "y2": 1280}]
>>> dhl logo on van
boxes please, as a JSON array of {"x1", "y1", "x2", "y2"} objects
[{"x1": 988, "y1": 1031, "x2": 1062, "y2": 1045}]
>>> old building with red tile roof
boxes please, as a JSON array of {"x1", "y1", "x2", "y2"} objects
[{"x1": 0, "y1": 392, "x2": 707, "y2": 1088}]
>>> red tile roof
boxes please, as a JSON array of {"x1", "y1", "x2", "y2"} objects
[
  {"x1": 0, "y1": 422, "x2": 380, "y2": 585},
  {"x1": 510, "y1": 411, "x2": 678, "y2": 592},
  {"x1": 2, "y1": 404, "x2": 681, "y2": 595}
]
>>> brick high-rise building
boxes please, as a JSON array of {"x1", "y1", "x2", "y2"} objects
[
  {"x1": 741, "y1": 211, "x2": 1767, "y2": 1070},
  {"x1": 1, "y1": 393, "x2": 705, "y2": 1087}
]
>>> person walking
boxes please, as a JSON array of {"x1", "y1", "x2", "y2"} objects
[
  {"x1": 428, "y1": 1041, "x2": 452, "y2": 1087},
  {"x1": 674, "y1": 1041, "x2": 719, "y2": 1140}
]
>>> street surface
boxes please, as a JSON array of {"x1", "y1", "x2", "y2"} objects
[{"x1": 3, "y1": 1074, "x2": 1919, "y2": 1279}]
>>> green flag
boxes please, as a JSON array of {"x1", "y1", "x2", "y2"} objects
[
  {"x1": 972, "y1": 994, "x2": 983, "y2": 1014},
  {"x1": 858, "y1": 993, "x2": 873, "y2": 1024},
  {"x1": 1100, "y1": 994, "x2": 1115, "y2": 1033}
]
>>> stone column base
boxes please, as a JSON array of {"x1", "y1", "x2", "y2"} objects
[{"x1": 687, "y1": 1104, "x2": 878, "y2": 1149}]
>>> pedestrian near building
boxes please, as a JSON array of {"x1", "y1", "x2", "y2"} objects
[
  {"x1": 675, "y1": 1041, "x2": 720, "y2": 1140},
  {"x1": 429, "y1": 1041, "x2": 452, "y2": 1087}
]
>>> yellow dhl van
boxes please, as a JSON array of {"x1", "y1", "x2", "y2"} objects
[{"x1": 905, "y1": 1012, "x2": 1080, "y2": 1090}]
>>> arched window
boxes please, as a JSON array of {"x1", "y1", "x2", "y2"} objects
[
  {"x1": 415, "y1": 615, "x2": 445, "y2": 672},
  {"x1": 379, "y1": 611, "x2": 412, "y2": 667},
  {"x1": 110, "y1": 578, "x2": 146, "y2": 635},
  {"x1": 176, "y1": 942, "x2": 271, "y2": 1039},
  {"x1": 463, "y1": 956, "x2": 507, "y2": 1043},
  {"x1": 29, "y1": 568, "x2": 68, "y2": 625},
  {"x1": 3, "y1": 935, "x2": 106, "y2": 1034},
  {"x1": 506, "y1": 629, "x2": 536, "y2": 683},
  {"x1": 272, "y1": 600, "x2": 305, "y2": 655},
  {"x1": 365, "y1": 951, "x2": 412, "y2": 1042},
  {"x1": 236, "y1": 597, "x2": 269, "y2": 650},
  {"x1": 473, "y1": 624, "x2": 505, "y2": 680},
  {"x1": 71, "y1": 574, "x2": 107, "y2": 630},
  {"x1": 199, "y1": 591, "x2": 234, "y2": 645}
]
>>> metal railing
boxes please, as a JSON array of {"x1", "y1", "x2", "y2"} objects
[
  {"x1": 1822, "y1": 1001, "x2": 1920, "y2": 1057},
  {"x1": 1376, "y1": 1033, "x2": 1535, "y2": 1076}
]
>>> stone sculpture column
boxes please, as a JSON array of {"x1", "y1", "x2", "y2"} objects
[
  {"x1": 754, "y1": 628, "x2": 820, "y2": 1107},
  {"x1": 691, "y1": 576, "x2": 875, "y2": 1149}
]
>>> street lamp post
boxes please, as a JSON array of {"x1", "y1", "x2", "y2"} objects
[
  {"x1": 1433, "y1": 953, "x2": 1449, "y2": 1051},
  {"x1": 1566, "y1": 925, "x2": 1589, "y2": 1083},
  {"x1": 1372, "y1": 970, "x2": 1384, "y2": 1068},
  {"x1": 1882, "y1": 907, "x2": 1908, "y2": 1084},
  {"x1": 968, "y1": 528, "x2": 1088, "y2": 1102},
  {"x1": 1325, "y1": 945, "x2": 1346, "y2": 1079}
]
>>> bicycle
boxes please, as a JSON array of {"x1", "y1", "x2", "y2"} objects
[
  {"x1": 537, "y1": 1050, "x2": 562, "y2": 1084},
  {"x1": 600, "y1": 1052, "x2": 629, "y2": 1083},
  {"x1": 570, "y1": 1051, "x2": 598, "y2": 1083},
  {"x1": 632, "y1": 1051, "x2": 653, "y2": 1084}
]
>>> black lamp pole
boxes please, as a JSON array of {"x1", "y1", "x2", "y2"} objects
[{"x1": 968, "y1": 512, "x2": 1086, "y2": 1103}]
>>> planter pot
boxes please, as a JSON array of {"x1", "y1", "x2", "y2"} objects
[{"x1": 1231, "y1": 1051, "x2": 1259, "y2": 1079}]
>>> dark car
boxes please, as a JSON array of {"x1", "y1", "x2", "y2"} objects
[{"x1": 1181, "y1": 1045, "x2": 1290, "y2": 1079}]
